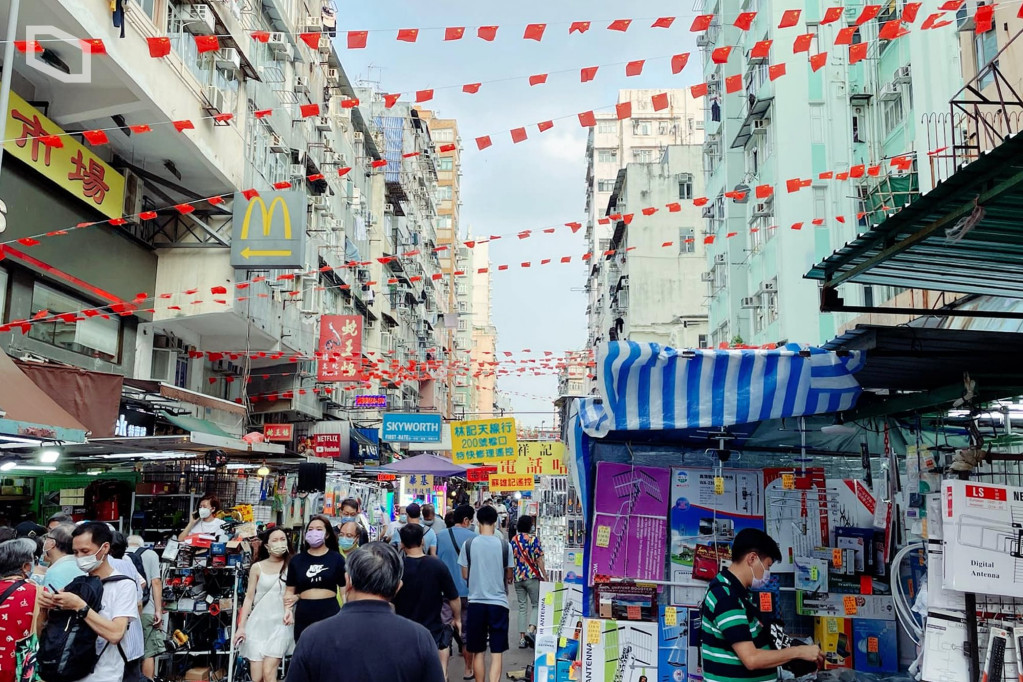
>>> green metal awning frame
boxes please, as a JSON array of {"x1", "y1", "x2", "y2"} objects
[
  {"x1": 158, "y1": 411, "x2": 235, "y2": 439},
  {"x1": 806, "y1": 131, "x2": 1023, "y2": 318}
]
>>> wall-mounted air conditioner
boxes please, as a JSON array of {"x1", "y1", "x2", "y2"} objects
[
  {"x1": 879, "y1": 82, "x2": 901, "y2": 101},
  {"x1": 183, "y1": 4, "x2": 215, "y2": 35},
  {"x1": 203, "y1": 85, "x2": 227, "y2": 114},
  {"x1": 215, "y1": 48, "x2": 241, "y2": 73},
  {"x1": 315, "y1": 116, "x2": 332, "y2": 131},
  {"x1": 269, "y1": 133, "x2": 287, "y2": 154},
  {"x1": 700, "y1": 272, "x2": 714, "y2": 282},
  {"x1": 740, "y1": 296, "x2": 758, "y2": 309},
  {"x1": 751, "y1": 118, "x2": 769, "y2": 134},
  {"x1": 894, "y1": 65, "x2": 911, "y2": 84}
]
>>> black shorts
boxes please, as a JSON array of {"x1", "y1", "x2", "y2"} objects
[
  {"x1": 465, "y1": 603, "x2": 509, "y2": 654},
  {"x1": 294, "y1": 597, "x2": 340, "y2": 641},
  {"x1": 434, "y1": 624, "x2": 454, "y2": 650}
]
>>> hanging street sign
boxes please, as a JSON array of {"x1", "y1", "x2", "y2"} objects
[{"x1": 230, "y1": 190, "x2": 307, "y2": 269}]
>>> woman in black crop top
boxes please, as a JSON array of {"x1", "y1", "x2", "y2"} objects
[{"x1": 283, "y1": 515, "x2": 346, "y2": 640}]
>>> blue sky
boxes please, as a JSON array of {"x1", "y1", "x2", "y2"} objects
[{"x1": 337, "y1": 1, "x2": 701, "y2": 426}]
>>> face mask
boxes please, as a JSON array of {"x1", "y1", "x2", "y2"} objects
[
  {"x1": 76, "y1": 549, "x2": 104, "y2": 573},
  {"x1": 305, "y1": 529, "x2": 326, "y2": 548},
  {"x1": 198, "y1": 507, "x2": 212, "y2": 520},
  {"x1": 268, "y1": 541, "x2": 288, "y2": 556},
  {"x1": 399, "y1": 515, "x2": 407, "y2": 523},
  {"x1": 341, "y1": 516, "x2": 356, "y2": 524},
  {"x1": 339, "y1": 537, "x2": 356, "y2": 550},
  {"x1": 751, "y1": 557, "x2": 771, "y2": 590}
]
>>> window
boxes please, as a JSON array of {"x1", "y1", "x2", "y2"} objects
[
  {"x1": 597, "y1": 121, "x2": 617, "y2": 134},
  {"x1": 632, "y1": 148, "x2": 654, "y2": 162},
  {"x1": 132, "y1": 0, "x2": 159, "y2": 23},
  {"x1": 852, "y1": 115, "x2": 864, "y2": 143},
  {"x1": 435, "y1": 185, "x2": 453, "y2": 200},
  {"x1": 658, "y1": 121, "x2": 672, "y2": 135},
  {"x1": 28, "y1": 283, "x2": 121, "y2": 362},
  {"x1": 436, "y1": 215, "x2": 453, "y2": 230},
  {"x1": 883, "y1": 96, "x2": 905, "y2": 137},
  {"x1": 679, "y1": 228, "x2": 695, "y2": 254},
  {"x1": 678, "y1": 173, "x2": 694, "y2": 200},
  {"x1": 975, "y1": 28, "x2": 998, "y2": 88},
  {"x1": 433, "y1": 129, "x2": 455, "y2": 142},
  {"x1": 597, "y1": 149, "x2": 618, "y2": 163},
  {"x1": 438, "y1": 157, "x2": 454, "y2": 171},
  {"x1": 458, "y1": 319, "x2": 469, "y2": 331},
  {"x1": 698, "y1": 334, "x2": 708, "y2": 349},
  {"x1": 597, "y1": 179, "x2": 616, "y2": 192},
  {"x1": 633, "y1": 120, "x2": 652, "y2": 136}
]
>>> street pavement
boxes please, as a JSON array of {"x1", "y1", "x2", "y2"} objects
[{"x1": 446, "y1": 604, "x2": 535, "y2": 682}]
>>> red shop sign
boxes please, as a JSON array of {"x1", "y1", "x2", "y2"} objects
[
  {"x1": 263, "y1": 423, "x2": 294, "y2": 442},
  {"x1": 466, "y1": 466, "x2": 498, "y2": 482},
  {"x1": 313, "y1": 433, "x2": 341, "y2": 458}
]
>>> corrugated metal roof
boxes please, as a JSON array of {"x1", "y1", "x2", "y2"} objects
[{"x1": 806, "y1": 132, "x2": 1023, "y2": 296}]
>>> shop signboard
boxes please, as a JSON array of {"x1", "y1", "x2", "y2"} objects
[
  {"x1": 489, "y1": 441, "x2": 570, "y2": 492},
  {"x1": 377, "y1": 473, "x2": 397, "y2": 481},
  {"x1": 317, "y1": 315, "x2": 363, "y2": 382},
  {"x1": 451, "y1": 417, "x2": 517, "y2": 463},
  {"x1": 381, "y1": 413, "x2": 443, "y2": 442},
  {"x1": 313, "y1": 433, "x2": 341, "y2": 458},
  {"x1": 230, "y1": 190, "x2": 307, "y2": 269},
  {"x1": 263, "y1": 423, "x2": 293, "y2": 441},
  {"x1": 353, "y1": 395, "x2": 387, "y2": 409},
  {"x1": 489, "y1": 474, "x2": 536, "y2": 493},
  {"x1": 405, "y1": 474, "x2": 434, "y2": 501},
  {"x1": 113, "y1": 405, "x2": 155, "y2": 438},
  {"x1": 4, "y1": 92, "x2": 126, "y2": 219},
  {"x1": 466, "y1": 466, "x2": 498, "y2": 482}
]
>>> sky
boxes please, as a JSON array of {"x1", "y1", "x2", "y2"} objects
[{"x1": 337, "y1": 1, "x2": 701, "y2": 427}]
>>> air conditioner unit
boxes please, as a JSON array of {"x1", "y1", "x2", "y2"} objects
[
  {"x1": 183, "y1": 4, "x2": 215, "y2": 35},
  {"x1": 294, "y1": 77, "x2": 309, "y2": 95},
  {"x1": 879, "y1": 81, "x2": 901, "y2": 101},
  {"x1": 894, "y1": 65, "x2": 912, "y2": 84},
  {"x1": 215, "y1": 48, "x2": 241, "y2": 72},
  {"x1": 753, "y1": 202, "x2": 772, "y2": 217},
  {"x1": 211, "y1": 359, "x2": 232, "y2": 373},
  {"x1": 354, "y1": 132, "x2": 364, "y2": 143},
  {"x1": 269, "y1": 133, "x2": 287, "y2": 153},
  {"x1": 714, "y1": 254, "x2": 727, "y2": 265},
  {"x1": 383, "y1": 204, "x2": 394, "y2": 215},
  {"x1": 751, "y1": 118, "x2": 769, "y2": 134},
  {"x1": 326, "y1": 68, "x2": 341, "y2": 86},
  {"x1": 315, "y1": 116, "x2": 332, "y2": 131},
  {"x1": 123, "y1": 169, "x2": 144, "y2": 221},
  {"x1": 290, "y1": 163, "x2": 306, "y2": 178},
  {"x1": 762, "y1": 281, "x2": 777, "y2": 292},
  {"x1": 700, "y1": 272, "x2": 715, "y2": 282},
  {"x1": 301, "y1": 16, "x2": 321, "y2": 32},
  {"x1": 311, "y1": 195, "x2": 329, "y2": 211},
  {"x1": 740, "y1": 296, "x2": 758, "y2": 309},
  {"x1": 203, "y1": 85, "x2": 227, "y2": 114},
  {"x1": 268, "y1": 33, "x2": 293, "y2": 60},
  {"x1": 149, "y1": 349, "x2": 178, "y2": 384},
  {"x1": 701, "y1": 206, "x2": 715, "y2": 219},
  {"x1": 696, "y1": 35, "x2": 711, "y2": 48},
  {"x1": 318, "y1": 35, "x2": 331, "y2": 54}
]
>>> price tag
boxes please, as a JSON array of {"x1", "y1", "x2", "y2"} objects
[
  {"x1": 545, "y1": 592, "x2": 554, "y2": 605},
  {"x1": 759, "y1": 592, "x2": 772, "y2": 612},
  {"x1": 843, "y1": 596, "x2": 858, "y2": 616},
  {"x1": 595, "y1": 526, "x2": 611, "y2": 548},
  {"x1": 546, "y1": 653, "x2": 555, "y2": 666},
  {"x1": 559, "y1": 637, "x2": 567, "y2": 648},
  {"x1": 593, "y1": 574, "x2": 610, "y2": 584},
  {"x1": 867, "y1": 636, "x2": 879, "y2": 653},
  {"x1": 586, "y1": 620, "x2": 601, "y2": 644},
  {"x1": 810, "y1": 566, "x2": 819, "y2": 582},
  {"x1": 781, "y1": 473, "x2": 795, "y2": 490},
  {"x1": 574, "y1": 553, "x2": 584, "y2": 567},
  {"x1": 832, "y1": 548, "x2": 843, "y2": 568},
  {"x1": 714, "y1": 476, "x2": 725, "y2": 495},
  {"x1": 627, "y1": 605, "x2": 641, "y2": 620},
  {"x1": 827, "y1": 619, "x2": 839, "y2": 634},
  {"x1": 665, "y1": 606, "x2": 678, "y2": 626}
]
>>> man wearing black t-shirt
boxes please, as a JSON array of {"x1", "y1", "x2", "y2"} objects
[{"x1": 393, "y1": 524, "x2": 462, "y2": 675}]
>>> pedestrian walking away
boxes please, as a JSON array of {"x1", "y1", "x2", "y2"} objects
[
  {"x1": 284, "y1": 515, "x2": 346, "y2": 641},
  {"x1": 458, "y1": 505, "x2": 514, "y2": 682},
  {"x1": 286, "y1": 542, "x2": 445, "y2": 682},
  {"x1": 126, "y1": 534, "x2": 164, "y2": 681},
  {"x1": 391, "y1": 503, "x2": 438, "y2": 555},
  {"x1": 436, "y1": 504, "x2": 476, "y2": 680},
  {"x1": 235, "y1": 528, "x2": 295, "y2": 682},
  {"x1": 510, "y1": 515, "x2": 546, "y2": 648},
  {"x1": 392, "y1": 524, "x2": 462, "y2": 675}
]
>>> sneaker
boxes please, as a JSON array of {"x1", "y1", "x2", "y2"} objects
[{"x1": 519, "y1": 635, "x2": 528, "y2": 648}]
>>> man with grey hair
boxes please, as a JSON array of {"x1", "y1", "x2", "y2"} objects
[
  {"x1": 46, "y1": 512, "x2": 74, "y2": 531},
  {"x1": 288, "y1": 542, "x2": 444, "y2": 682},
  {"x1": 127, "y1": 536, "x2": 164, "y2": 680},
  {"x1": 41, "y1": 523, "x2": 85, "y2": 591}
]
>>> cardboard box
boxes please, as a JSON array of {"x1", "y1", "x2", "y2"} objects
[
  {"x1": 814, "y1": 617, "x2": 853, "y2": 670},
  {"x1": 183, "y1": 668, "x2": 225, "y2": 682}
]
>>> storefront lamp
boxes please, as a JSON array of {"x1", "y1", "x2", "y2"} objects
[
  {"x1": 0, "y1": 460, "x2": 16, "y2": 471},
  {"x1": 39, "y1": 448, "x2": 61, "y2": 464},
  {"x1": 257, "y1": 464, "x2": 270, "y2": 477}
]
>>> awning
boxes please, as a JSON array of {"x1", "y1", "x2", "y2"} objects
[
  {"x1": 378, "y1": 453, "x2": 466, "y2": 477},
  {"x1": 159, "y1": 411, "x2": 235, "y2": 438},
  {"x1": 15, "y1": 360, "x2": 122, "y2": 437},
  {"x1": 0, "y1": 349, "x2": 88, "y2": 442},
  {"x1": 807, "y1": 131, "x2": 1023, "y2": 299}
]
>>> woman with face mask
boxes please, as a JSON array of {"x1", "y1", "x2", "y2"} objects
[
  {"x1": 283, "y1": 515, "x2": 346, "y2": 641},
  {"x1": 0, "y1": 538, "x2": 40, "y2": 682},
  {"x1": 178, "y1": 494, "x2": 228, "y2": 542},
  {"x1": 235, "y1": 529, "x2": 295, "y2": 682}
]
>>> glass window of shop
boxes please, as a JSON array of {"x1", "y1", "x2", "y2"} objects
[{"x1": 28, "y1": 283, "x2": 121, "y2": 362}]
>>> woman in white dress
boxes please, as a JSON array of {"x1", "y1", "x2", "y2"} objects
[{"x1": 234, "y1": 528, "x2": 295, "y2": 682}]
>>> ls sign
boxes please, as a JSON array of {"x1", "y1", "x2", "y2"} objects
[{"x1": 230, "y1": 191, "x2": 307, "y2": 269}]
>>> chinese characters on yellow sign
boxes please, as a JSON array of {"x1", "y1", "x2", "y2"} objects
[
  {"x1": 487, "y1": 442, "x2": 568, "y2": 492},
  {"x1": 451, "y1": 418, "x2": 518, "y2": 463},
  {"x1": 404, "y1": 474, "x2": 434, "y2": 501},
  {"x1": 4, "y1": 92, "x2": 125, "y2": 219}
]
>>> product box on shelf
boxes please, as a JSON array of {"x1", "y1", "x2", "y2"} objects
[
  {"x1": 814, "y1": 617, "x2": 853, "y2": 670},
  {"x1": 581, "y1": 618, "x2": 658, "y2": 682},
  {"x1": 657, "y1": 605, "x2": 702, "y2": 682},
  {"x1": 852, "y1": 618, "x2": 898, "y2": 673}
]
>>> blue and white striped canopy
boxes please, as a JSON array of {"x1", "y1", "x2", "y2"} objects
[{"x1": 575, "y1": 342, "x2": 865, "y2": 438}]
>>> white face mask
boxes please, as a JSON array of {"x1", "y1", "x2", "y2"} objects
[
  {"x1": 751, "y1": 557, "x2": 771, "y2": 589},
  {"x1": 76, "y1": 548, "x2": 104, "y2": 573},
  {"x1": 198, "y1": 507, "x2": 212, "y2": 520}
]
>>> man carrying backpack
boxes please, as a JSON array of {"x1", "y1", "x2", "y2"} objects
[
  {"x1": 127, "y1": 535, "x2": 163, "y2": 681},
  {"x1": 37, "y1": 522, "x2": 142, "y2": 682}
]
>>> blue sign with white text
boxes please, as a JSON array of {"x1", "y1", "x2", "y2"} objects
[{"x1": 381, "y1": 413, "x2": 443, "y2": 443}]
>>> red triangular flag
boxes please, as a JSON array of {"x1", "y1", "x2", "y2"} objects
[
  {"x1": 348, "y1": 31, "x2": 368, "y2": 48},
  {"x1": 779, "y1": 9, "x2": 801, "y2": 27},
  {"x1": 476, "y1": 136, "x2": 493, "y2": 150},
  {"x1": 569, "y1": 21, "x2": 591, "y2": 34},
  {"x1": 651, "y1": 92, "x2": 670, "y2": 111},
  {"x1": 690, "y1": 83, "x2": 709, "y2": 98},
  {"x1": 578, "y1": 111, "x2": 597, "y2": 127},
  {"x1": 82, "y1": 129, "x2": 109, "y2": 145},
  {"x1": 371, "y1": 159, "x2": 388, "y2": 169},
  {"x1": 809, "y1": 52, "x2": 828, "y2": 71},
  {"x1": 711, "y1": 46, "x2": 732, "y2": 63},
  {"x1": 855, "y1": 5, "x2": 881, "y2": 24},
  {"x1": 691, "y1": 14, "x2": 714, "y2": 31},
  {"x1": 821, "y1": 6, "x2": 844, "y2": 24},
  {"x1": 652, "y1": 17, "x2": 675, "y2": 28},
  {"x1": 734, "y1": 12, "x2": 757, "y2": 30},
  {"x1": 769, "y1": 63, "x2": 787, "y2": 80},
  {"x1": 625, "y1": 60, "x2": 645, "y2": 77},
  {"x1": 672, "y1": 53, "x2": 691, "y2": 73},
  {"x1": 300, "y1": 103, "x2": 320, "y2": 117},
  {"x1": 478, "y1": 26, "x2": 498, "y2": 41},
  {"x1": 529, "y1": 74, "x2": 548, "y2": 86},
  {"x1": 580, "y1": 66, "x2": 598, "y2": 82},
  {"x1": 616, "y1": 102, "x2": 632, "y2": 120},
  {"x1": 416, "y1": 89, "x2": 434, "y2": 103},
  {"x1": 793, "y1": 33, "x2": 814, "y2": 52},
  {"x1": 608, "y1": 19, "x2": 632, "y2": 32},
  {"x1": 751, "y1": 40, "x2": 772, "y2": 59},
  {"x1": 383, "y1": 93, "x2": 401, "y2": 108},
  {"x1": 147, "y1": 36, "x2": 171, "y2": 58},
  {"x1": 396, "y1": 28, "x2": 419, "y2": 43},
  {"x1": 510, "y1": 128, "x2": 527, "y2": 143},
  {"x1": 725, "y1": 74, "x2": 743, "y2": 93},
  {"x1": 299, "y1": 32, "x2": 320, "y2": 49},
  {"x1": 537, "y1": 121, "x2": 554, "y2": 132},
  {"x1": 194, "y1": 35, "x2": 219, "y2": 53},
  {"x1": 462, "y1": 83, "x2": 481, "y2": 94},
  {"x1": 524, "y1": 23, "x2": 546, "y2": 41},
  {"x1": 445, "y1": 27, "x2": 465, "y2": 40}
]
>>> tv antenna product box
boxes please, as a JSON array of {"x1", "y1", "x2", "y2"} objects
[{"x1": 942, "y1": 480, "x2": 1023, "y2": 599}]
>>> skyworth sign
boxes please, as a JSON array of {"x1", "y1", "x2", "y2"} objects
[{"x1": 381, "y1": 413, "x2": 443, "y2": 443}]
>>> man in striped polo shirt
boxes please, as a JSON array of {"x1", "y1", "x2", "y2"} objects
[{"x1": 700, "y1": 529, "x2": 822, "y2": 682}]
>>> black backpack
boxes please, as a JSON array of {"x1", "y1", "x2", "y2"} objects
[
  {"x1": 127, "y1": 548, "x2": 151, "y2": 607},
  {"x1": 38, "y1": 574, "x2": 136, "y2": 682}
]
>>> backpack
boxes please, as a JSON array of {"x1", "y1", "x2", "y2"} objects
[
  {"x1": 38, "y1": 574, "x2": 136, "y2": 682},
  {"x1": 127, "y1": 548, "x2": 151, "y2": 607},
  {"x1": 463, "y1": 536, "x2": 510, "y2": 577}
]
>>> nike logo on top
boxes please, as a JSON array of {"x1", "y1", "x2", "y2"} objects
[{"x1": 306, "y1": 565, "x2": 329, "y2": 579}]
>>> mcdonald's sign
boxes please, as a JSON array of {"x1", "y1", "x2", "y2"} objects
[{"x1": 230, "y1": 191, "x2": 307, "y2": 269}]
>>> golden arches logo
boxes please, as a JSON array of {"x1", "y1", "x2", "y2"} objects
[{"x1": 240, "y1": 195, "x2": 291, "y2": 240}]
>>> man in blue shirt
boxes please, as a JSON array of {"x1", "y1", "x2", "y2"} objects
[
  {"x1": 41, "y1": 523, "x2": 85, "y2": 591},
  {"x1": 391, "y1": 503, "x2": 437, "y2": 555},
  {"x1": 437, "y1": 505, "x2": 476, "y2": 679}
]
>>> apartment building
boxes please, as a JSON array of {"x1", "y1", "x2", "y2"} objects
[
  {"x1": 698, "y1": 0, "x2": 963, "y2": 347},
  {"x1": 471, "y1": 237, "x2": 499, "y2": 419},
  {"x1": 584, "y1": 89, "x2": 705, "y2": 347},
  {"x1": 557, "y1": 349, "x2": 591, "y2": 397},
  {"x1": 0, "y1": 0, "x2": 453, "y2": 449}
]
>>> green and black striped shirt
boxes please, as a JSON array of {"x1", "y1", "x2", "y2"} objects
[{"x1": 700, "y1": 570, "x2": 777, "y2": 682}]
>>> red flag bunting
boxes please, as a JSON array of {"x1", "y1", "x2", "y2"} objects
[
  {"x1": 751, "y1": 40, "x2": 772, "y2": 59},
  {"x1": 651, "y1": 92, "x2": 670, "y2": 111},
  {"x1": 129, "y1": 125, "x2": 151, "y2": 134},
  {"x1": 769, "y1": 63, "x2": 787, "y2": 80},
  {"x1": 524, "y1": 23, "x2": 546, "y2": 41},
  {"x1": 147, "y1": 36, "x2": 171, "y2": 57},
  {"x1": 371, "y1": 160, "x2": 388, "y2": 168},
  {"x1": 341, "y1": 98, "x2": 359, "y2": 108},
  {"x1": 809, "y1": 52, "x2": 828, "y2": 71},
  {"x1": 779, "y1": 9, "x2": 801, "y2": 27},
  {"x1": 172, "y1": 120, "x2": 195, "y2": 133},
  {"x1": 711, "y1": 46, "x2": 732, "y2": 63},
  {"x1": 476, "y1": 136, "x2": 493, "y2": 150},
  {"x1": 397, "y1": 28, "x2": 419, "y2": 42},
  {"x1": 855, "y1": 5, "x2": 881, "y2": 24},
  {"x1": 195, "y1": 35, "x2": 219, "y2": 53},
  {"x1": 578, "y1": 111, "x2": 597, "y2": 127},
  {"x1": 902, "y1": 2, "x2": 922, "y2": 22},
  {"x1": 793, "y1": 33, "x2": 814, "y2": 52},
  {"x1": 835, "y1": 26, "x2": 857, "y2": 45},
  {"x1": 250, "y1": 31, "x2": 270, "y2": 42},
  {"x1": 300, "y1": 103, "x2": 320, "y2": 117},
  {"x1": 478, "y1": 26, "x2": 498, "y2": 41},
  {"x1": 849, "y1": 42, "x2": 868, "y2": 63},
  {"x1": 690, "y1": 83, "x2": 709, "y2": 98},
  {"x1": 416, "y1": 89, "x2": 434, "y2": 102},
  {"x1": 734, "y1": 12, "x2": 757, "y2": 30},
  {"x1": 725, "y1": 74, "x2": 743, "y2": 93},
  {"x1": 82, "y1": 129, "x2": 109, "y2": 145},
  {"x1": 445, "y1": 27, "x2": 465, "y2": 40},
  {"x1": 672, "y1": 53, "x2": 690, "y2": 73},
  {"x1": 626, "y1": 60, "x2": 645, "y2": 77},
  {"x1": 569, "y1": 21, "x2": 591, "y2": 34},
  {"x1": 537, "y1": 121, "x2": 554, "y2": 132},
  {"x1": 254, "y1": 109, "x2": 272, "y2": 118},
  {"x1": 338, "y1": 167, "x2": 352, "y2": 177},
  {"x1": 14, "y1": 41, "x2": 43, "y2": 54},
  {"x1": 939, "y1": 0, "x2": 964, "y2": 9},
  {"x1": 439, "y1": 143, "x2": 456, "y2": 152},
  {"x1": 691, "y1": 14, "x2": 714, "y2": 31},
  {"x1": 383, "y1": 93, "x2": 401, "y2": 108},
  {"x1": 581, "y1": 66, "x2": 598, "y2": 82},
  {"x1": 462, "y1": 83, "x2": 482, "y2": 94},
  {"x1": 242, "y1": 189, "x2": 259, "y2": 200},
  {"x1": 273, "y1": 181, "x2": 292, "y2": 190},
  {"x1": 510, "y1": 128, "x2": 527, "y2": 143},
  {"x1": 299, "y1": 33, "x2": 319, "y2": 49},
  {"x1": 139, "y1": 211, "x2": 158, "y2": 220},
  {"x1": 608, "y1": 19, "x2": 632, "y2": 32},
  {"x1": 616, "y1": 102, "x2": 632, "y2": 120},
  {"x1": 652, "y1": 17, "x2": 675, "y2": 28},
  {"x1": 348, "y1": 31, "x2": 368, "y2": 48},
  {"x1": 666, "y1": 203, "x2": 681, "y2": 212},
  {"x1": 756, "y1": 184, "x2": 773, "y2": 198},
  {"x1": 529, "y1": 74, "x2": 548, "y2": 86},
  {"x1": 821, "y1": 6, "x2": 845, "y2": 24},
  {"x1": 879, "y1": 20, "x2": 909, "y2": 40},
  {"x1": 975, "y1": 4, "x2": 994, "y2": 32}
]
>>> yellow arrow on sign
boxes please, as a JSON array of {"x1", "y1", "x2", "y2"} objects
[{"x1": 241, "y1": 247, "x2": 293, "y2": 259}]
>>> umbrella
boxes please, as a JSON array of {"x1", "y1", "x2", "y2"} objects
[{"x1": 377, "y1": 453, "x2": 467, "y2": 477}]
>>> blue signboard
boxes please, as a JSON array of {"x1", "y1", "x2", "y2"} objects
[{"x1": 381, "y1": 413, "x2": 443, "y2": 443}]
